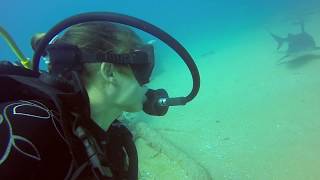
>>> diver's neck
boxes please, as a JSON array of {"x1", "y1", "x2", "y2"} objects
[
  {"x1": 87, "y1": 84, "x2": 123, "y2": 130},
  {"x1": 91, "y1": 106, "x2": 122, "y2": 131}
]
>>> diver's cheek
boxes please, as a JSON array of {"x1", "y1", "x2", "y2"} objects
[
  {"x1": 129, "y1": 88, "x2": 144, "y2": 111},
  {"x1": 141, "y1": 86, "x2": 148, "y2": 102},
  {"x1": 140, "y1": 87, "x2": 148, "y2": 104},
  {"x1": 142, "y1": 94, "x2": 147, "y2": 104}
]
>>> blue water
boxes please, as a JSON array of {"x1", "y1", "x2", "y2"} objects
[{"x1": 1, "y1": 0, "x2": 319, "y2": 61}]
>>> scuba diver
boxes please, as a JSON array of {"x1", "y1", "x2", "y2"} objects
[{"x1": 0, "y1": 12, "x2": 200, "y2": 179}]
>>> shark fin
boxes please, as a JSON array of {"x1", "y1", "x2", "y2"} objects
[{"x1": 270, "y1": 33, "x2": 286, "y2": 50}]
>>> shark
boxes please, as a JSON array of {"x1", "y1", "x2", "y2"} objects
[{"x1": 270, "y1": 22, "x2": 320, "y2": 64}]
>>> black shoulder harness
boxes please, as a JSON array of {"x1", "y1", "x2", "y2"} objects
[{"x1": 0, "y1": 61, "x2": 138, "y2": 180}]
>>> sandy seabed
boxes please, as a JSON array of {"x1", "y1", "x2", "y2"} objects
[{"x1": 126, "y1": 11, "x2": 320, "y2": 180}]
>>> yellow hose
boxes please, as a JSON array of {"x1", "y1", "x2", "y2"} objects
[{"x1": 0, "y1": 26, "x2": 31, "y2": 69}]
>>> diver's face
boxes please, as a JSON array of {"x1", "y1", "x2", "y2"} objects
[{"x1": 110, "y1": 66, "x2": 148, "y2": 112}]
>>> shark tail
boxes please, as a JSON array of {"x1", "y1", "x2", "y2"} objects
[{"x1": 270, "y1": 33, "x2": 286, "y2": 50}]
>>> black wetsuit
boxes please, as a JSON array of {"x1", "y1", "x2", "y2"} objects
[{"x1": 0, "y1": 99, "x2": 133, "y2": 180}]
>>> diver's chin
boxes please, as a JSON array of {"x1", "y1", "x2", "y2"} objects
[
  {"x1": 125, "y1": 103, "x2": 143, "y2": 113},
  {"x1": 136, "y1": 103, "x2": 144, "y2": 112}
]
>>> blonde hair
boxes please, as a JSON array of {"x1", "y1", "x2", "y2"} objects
[{"x1": 55, "y1": 21, "x2": 144, "y2": 85}]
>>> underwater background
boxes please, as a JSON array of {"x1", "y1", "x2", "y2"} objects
[{"x1": 1, "y1": 0, "x2": 320, "y2": 179}]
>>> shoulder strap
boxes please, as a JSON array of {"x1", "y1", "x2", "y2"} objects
[
  {"x1": 0, "y1": 61, "x2": 38, "y2": 77},
  {"x1": 0, "y1": 61, "x2": 81, "y2": 168},
  {"x1": 0, "y1": 61, "x2": 138, "y2": 179}
]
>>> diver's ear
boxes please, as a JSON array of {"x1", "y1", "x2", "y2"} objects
[{"x1": 100, "y1": 63, "x2": 116, "y2": 83}]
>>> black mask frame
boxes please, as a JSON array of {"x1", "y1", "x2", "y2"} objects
[{"x1": 46, "y1": 42, "x2": 154, "y2": 85}]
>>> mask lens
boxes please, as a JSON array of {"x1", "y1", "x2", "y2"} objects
[{"x1": 131, "y1": 44, "x2": 154, "y2": 85}]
